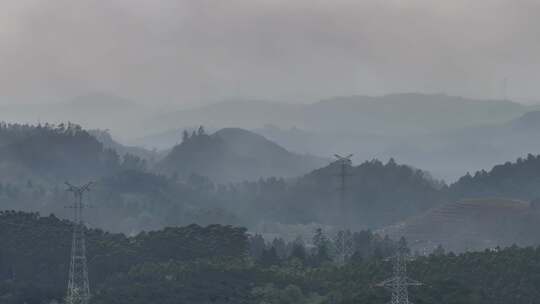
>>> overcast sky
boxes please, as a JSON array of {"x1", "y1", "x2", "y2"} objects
[{"x1": 1, "y1": 0, "x2": 539, "y2": 106}]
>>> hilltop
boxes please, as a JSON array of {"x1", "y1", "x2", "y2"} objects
[
  {"x1": 140, "y1": 94, "x2": 538, "y2": 180},
  {"x1": 449, "y1": 153, "x2": 540, "y2": 200},
  {"x1": 88, "y1": 129, "x2": 158, "y2": 161},
  {"x1": 0, "y1": 122, "x2": 120, "y2": 182},
  {"x1": 150, "y1": 93, "x2": 528, "y2": 137},
  {"x1": 223, "y1": 158, "x2": 447, "y2": 229},
  {"x1": 157, "y1": 127, "x2": 326, "y2": 183},
  {"x1": 0, "y1": 93, "x2": 170, "y2": 140}
]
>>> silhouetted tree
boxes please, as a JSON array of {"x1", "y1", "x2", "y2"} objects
[
  {"x1": 182, "y1": 130, "x2": 190, "y2": 143},
  {"x1": 249, "y1": 234, "x2": 266, "y2": 259},
  {"x1": 312, "y1": 228, "x2": 331, "y2": 265},
  {"x1": 197, "y1": 125, "x2": 206, "y2": 136},
  {"x1": 289, "y1": 238, "x2": 307, "y2": 263}
]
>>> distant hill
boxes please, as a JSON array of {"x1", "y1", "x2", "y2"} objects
[
  {"x1": 157, "y1": 127, "x2": 327, "y2": 183},
  {"x1": 449, "y1": 153, "x2": 540, "y2": 200},
  {"x1": 150, "y1": 93, "x2": 528, "y2": 137},
  {"x1": 304, "y1": 93, "x2": 526, "y2": 134},
  {"x1": 509, "y1": 110, "x2": 540, "y2": 130},
  {"x1": 294, "y1": 159, "x2": 447, "y2": 227},
  {"x1": 0, "y1": 123, "x2": 120, "y2": 182},
  {"x1": 380, "y1": 198, "x2": 540, "y2": 253},
  {"x1": 254, "y1": 109, "x2": 540, "y2": 182},
  {"x1": 149, "y1": 99, "x2": 300, "y2": 135},
  {"x1": 371, "y1": 110, "x2": 540, "y2": 181},
  {"x1": 141, "y1": 94, "x2": 535, "y2": 181},
  {"x1": 378, "y1": 153, "x2": 540, "y2": 252},
  {"x1": 129, "y1": 127, "x2": 214, "y2": 151},
  {"x1": 88, "y1": 129, "x2": 159, "y2": 161},
  {"x1": 0, "y1": 93, "x2": 172, "y2": 140},
  {"x1": 225, "y1": 158, "x2": 447, "y2": 229}
]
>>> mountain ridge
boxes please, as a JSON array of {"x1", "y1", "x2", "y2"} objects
[
  {"x1": 157, "y1": 127, "x2": 327, "y2": 183},
  {"x1": 149, "y1": 93, "x2": 529, "y2": 136}
]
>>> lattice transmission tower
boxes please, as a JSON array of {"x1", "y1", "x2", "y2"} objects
[
  {"x1": 333, "y1": 154, "x2": 354, "y2": 264},
  {"x1": 65, "y1": 182, "x2": 93, "y2": 304},
  {"x1": 376, "y1": 238, "x2": 422, "y2": 304}
]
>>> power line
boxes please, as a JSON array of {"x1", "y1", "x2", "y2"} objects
[
  {"x1": 333, "y1": 154, "x2": 354, "y2": 265},
  {"x1": 65, "y1": 182, "x2": 93, "y2": 304},
  {"x1": 376, "y1": 238, "x2": 422, "y2": 304},
  {"x1": 334, "y1": 154, "x2": 353, "y2": 229}
]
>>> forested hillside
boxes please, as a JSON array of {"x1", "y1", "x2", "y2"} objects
[
  {"x1": 0, "y1": 123, "x2": 119, "y2": 182},
  {"x1": 2, "y1": 212, "x2": 540, "y2": 304},
  {"x1": 157, "y1": 127, "x2": 326, "y2": 183},
  {"x1": 222, "y1": 159, "x2": 447, "y2": 229},
  {"x1": 3, "y1": 122, "x2": 540, "y2": 248},
  {"x1": 0, "y1": 124, "x2": 235, "y2": 232},
  {"x1": 450, "y1": 153, "x2": 540, "y2": 200},
  {"x1": 0, "y1": 211, "x2": 248, "y2": 304}
]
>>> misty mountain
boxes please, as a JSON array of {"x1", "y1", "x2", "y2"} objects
[
  {"x1": 130, "y1": 128, "x2": 185, "y2": 150},
  {"x1": 392, "y1": 110, "x2": 540, "y2": 181},
  {"x1": 0, "y1": 122, "x2": 448, "y2": 233},
  {"x1": 157, "y1": 127, "x2": 327, "y2": 183},
  {"x1": 0, "y1": 123, "x2": 242, "y2": 232},
  {"x1": 150, "y1": 93, "x2": 528, "y2": 137},
  {"x1": 254, "y1": 124, "x2": 398, "y2": 160},
  {"x1": 138, "y1": 94, "x2": 538, "y2": 180},
  {"x1": 449, "y1": 153, "x2": 540, "y2": 200},
  {"x1": 376, "y1": 154, "x2": 540, "y2": 252},
  {"x1": 149, "y1": 99, "x2": 300, "y2": 137},
  {"x1": 294, "y1": 159, "x2": 447, "y2": 227},
  {"x1": 2, "y1": 121, "x2": 540, "y2": 243},
  {"x1": 511, "y1": 110, "x2": 540, "y2": 129},
  {"x1": 254, "y1": 107, "x2": 540, "y2": 181},
  {"x1": 0, "y1": 123, "x2": 120, "y2": 182},
  {"x1": 0, "y1": 93, "x2": 171, "y2": 140},
  {"x1": 88, "y1": 129, "x2": 159, "y2": 161},
  {"x1": 225, "y1": 158, "x2": 447, "y2": 229},
  {"x1": 129, "y1": 127, "x2": 217, "y2": 151},
  {"x1": 304, "y1": 93, "x2": 529, "y2": 134}
]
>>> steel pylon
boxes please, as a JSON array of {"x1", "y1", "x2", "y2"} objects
[
  {"x1": 333, "y1": 154, "x2": 354, "y2": 264},
  {"x1": 65, "y1": 182, "x2": 92, "y2": 304},
  {"x1": 376, "y1": 238, "x2": 422, "y2": 304}
]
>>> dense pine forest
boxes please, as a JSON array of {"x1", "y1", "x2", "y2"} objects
[{"x1": 1, "y1": 211, "x2": 540, "y2": 304}]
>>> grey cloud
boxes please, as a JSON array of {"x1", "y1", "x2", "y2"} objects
[{"x1": 0, "y1": 0, "x2": 539, "y2": 105}]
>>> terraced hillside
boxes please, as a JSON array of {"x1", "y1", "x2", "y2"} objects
[{"x1": 379, "y1": 198, "x2": 540, "y2": 253}]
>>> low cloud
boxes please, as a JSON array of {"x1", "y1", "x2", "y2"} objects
[{"x1": 0, "y1": 0, "x2": 539, "y2": 105}]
